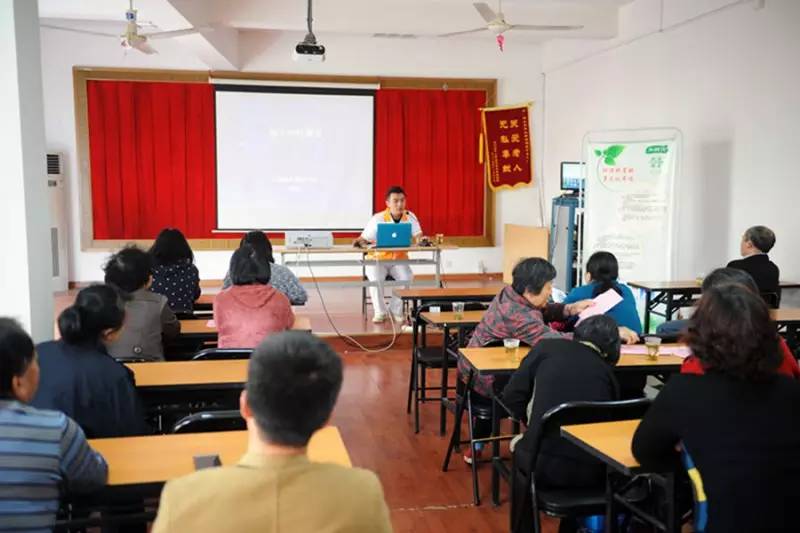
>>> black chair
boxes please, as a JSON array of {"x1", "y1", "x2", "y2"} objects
[
  {"x1": 407, "y1": 300, "x2": 488, "y2": 434},
  {"x1": 171, "y1": 410, "x2": 246, "y2": 433},
  {"x1": 192, "y1": 348, "x2": 253, "y2": 360},
  {"x1": 761, "y1": 291, "x2": 780, "y2": 309},
  {"x1": 509, "y1": 398, "x2": 652, "y2": 533}
]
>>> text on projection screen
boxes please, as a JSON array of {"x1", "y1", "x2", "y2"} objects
[{"x1": 215, "y1": 90, "x2": 374, "y2": 231}]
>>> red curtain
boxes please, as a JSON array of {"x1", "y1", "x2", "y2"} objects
[
  {"x1": 87, "y1": 80, "x2": 218, "y2": 239},
  {"x1": 375, "y1": 88, "x2": 486, "y2": 237}
]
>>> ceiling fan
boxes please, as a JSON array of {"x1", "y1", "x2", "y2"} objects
[
  {"x1": 40, "y1": 0, "x2": 210, "y2": 55},
  {"x1": 439, "y1": 1, "x2": 584, "y2": 50}
]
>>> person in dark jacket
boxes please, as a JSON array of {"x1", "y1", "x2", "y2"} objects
[
  {"x1": 502, "y1": 315, "x2": 622, "y2": 533},
  {"x1": 727, "y1": 225, "x2": 780, "y2": 305},
  {"x1": 32, "y1": 284, "x2": 148, "y2": 438},
  {"x1": 149, "y1": 228, "x2": 202, "y2": 312},
  {"x1": 633, "y1": 283, "x2": 800, "y2": 533},
  {"x1": 104, "y1": 246, "x2": 181, "y2": 361}
]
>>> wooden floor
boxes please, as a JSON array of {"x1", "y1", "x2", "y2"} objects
[{"x1": 332, "y1": 349, "x2": 558, "y2": 532}]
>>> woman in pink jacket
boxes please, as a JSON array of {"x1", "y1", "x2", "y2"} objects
[{"x1": 214, "y1": 245, "x2": 295, "y2": 348}]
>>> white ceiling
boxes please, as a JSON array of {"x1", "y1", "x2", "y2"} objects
[{"x1": 38, "y1": 0, "x2": 633, "y2": 42}]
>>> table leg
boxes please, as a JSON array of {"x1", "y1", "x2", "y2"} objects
[
  {"x1": 665, "y1": 472, "x2": 680, "y2": 533},
  {"x1": 442, "y1": 369, "x2": 472, "y2": 472},
  {"x1": 490, "y1": 397, "x2": 501, "y2": 506},
  {"x1": 643, "y1": 290, "x2": 653, "y2": 334},
  {"x1": 665, "y1": 291, "x2": 675, "y2": 323},
  {"x1": 440, "y1": 325, "x2": 450, "y2": 436},
  {"x1": 435, "y1": 249, "x2": 442, "y2": 288}
]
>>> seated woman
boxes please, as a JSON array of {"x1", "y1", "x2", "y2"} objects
[
  {"x1": 222, "y1": 231, "x2": 308, "y2": 306},
  {"x1": 215, "y1": 245, "x2": 295, "y2": 349},
  {"x1": 104, "y1": 246, "x2": 181, "y2": 361},
  {"x1": 633, "y1": 283, "x2": 800, "y2": 533},
  {"x1": 31, "y1": 285, "x2": 148, "y2": 437},
  {"x1": 563, "y1": 251, "x2": 642, "y2": 334},
  {"x1": 457, "y1": 257, "x2": 637, "y2": 463},
  {"x1": 149, "y1": 228, "x2": 202, "y2": 312},
  {"x1": 502, "y1": 315, "x2": 622, "y2": 533}
]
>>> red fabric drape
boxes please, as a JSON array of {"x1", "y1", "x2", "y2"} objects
[
  {"x1": 87, "y1": 80, "x2": 218, "y2": 239},
  {"x1": 374, "y1": 88, "x2": 486, "y2": 237}
]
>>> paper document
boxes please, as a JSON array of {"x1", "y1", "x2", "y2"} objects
[
  {"x1": 576, "y1": 289, "x2": 623, "y2": 325},
  {"x1": 621, "y1": 345, "x2": 692, "y2": 358}
]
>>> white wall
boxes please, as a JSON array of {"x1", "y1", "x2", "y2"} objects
[
  {"x1": 40, "y1": 28, "x2": 546, "y2": 283},
  {"x1": 542, "y1": 0, "x2": 800, "y2": 280}
]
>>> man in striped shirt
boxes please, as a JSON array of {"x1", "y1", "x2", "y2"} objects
[{"x1": 0, "y1": 318, "x2": 107, "y2": 532}]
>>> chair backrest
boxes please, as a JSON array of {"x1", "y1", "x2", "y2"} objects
[
  {"x1": 171, "y1": 410, "x2": 246, "y2": 433},
  {"x1": 761, "y1": 292, "x2": 780, "y2": 309},
  {"x1": 539, "y1": 398, "x2": 651, "y2": 442},
  {"x1": 192, "y1": 348, "x2": 254, "y2": 360}
]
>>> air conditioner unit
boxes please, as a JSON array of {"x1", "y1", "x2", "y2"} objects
[{"x1": 47, "y1": 152, "x2": 69, "y2": 292}]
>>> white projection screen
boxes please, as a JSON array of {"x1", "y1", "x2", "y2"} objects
[{"x1": 214, "y1": 85, "x2": 375, "y2": 231}]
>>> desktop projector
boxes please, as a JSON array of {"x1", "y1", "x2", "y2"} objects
[
  {"x1": 285, "y1": 231, "x2": 333, "y2": 248},
  {"x1": 292, "y1": 42, "x2": 326, "y2": 62}
]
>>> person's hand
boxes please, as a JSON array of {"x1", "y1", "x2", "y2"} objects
[
  {"x1": 353, "y1": 238, "x2": 371, "y2": 249},
  {"x1": 618, "y1": 326, "x2": 639, "y2": 344},
  {"x1": 565, "y1": 300, "x2": 594, "y2": 316}
]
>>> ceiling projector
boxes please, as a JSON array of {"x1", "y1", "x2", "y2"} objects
[{"x1": 293, "y1": 41, "x2": 326, "y2": 62}]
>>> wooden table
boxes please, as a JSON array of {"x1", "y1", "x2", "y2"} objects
[
  {"x1": 127, "y1": 360, "x2": 248, "y2": 390},
  {"x1": 278, "y1": 245, "x2": 457, "y2": 315},
  {"x1": 89, "y1": 426, "x2": 350, "y2": 489},
  {"x1": 127, "y1": 360, "x2": 248, "y2": 416},
  {"x1": 630, "y1": 280, "x2": 800, "y2": 333},
  {"x1": 561, "y1": 419, "x2": 680, "y2": 533},
  {"x1": 458, "y1": 345, "x2": 685, "y2": 376},
  {"x1": 772, "y1": 308, "x2": 800, "y2": 348},
  {"x1": 179, "y1": 315, "x2": 312, "y2": 339},
  {"x1": 417, "y1": 310, "x2": 487, "y2": 435},
  {"x1": 561, "y1": 419, "x2": 640, "y2": 475}
]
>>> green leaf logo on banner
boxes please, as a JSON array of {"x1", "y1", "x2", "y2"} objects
[{"x1": 596, "y1": 145, "x2": 626, "y2": 166}]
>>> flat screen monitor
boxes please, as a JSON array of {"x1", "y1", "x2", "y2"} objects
[{"x1": 560, "y1": 161, "x2": 585, "y2": 192}]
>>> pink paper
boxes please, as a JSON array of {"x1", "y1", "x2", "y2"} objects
[
  {"x1": 576, "y1": 289, "x2": 623, "y2": 325},
  {"x1": 206, "y1": 320, "x2": 215, "y2": 328},
  {"x1": 621, "y1": 345, "x2": 692, "y2": 358}
]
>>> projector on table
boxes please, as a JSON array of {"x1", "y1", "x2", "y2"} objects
[{"x1": 285, "y1": 231, "x2": 334, "y2": 248}]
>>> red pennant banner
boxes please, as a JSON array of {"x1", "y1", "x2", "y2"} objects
[{"x1": 481, "y1": 104, "x2": 533, "y2": 190}]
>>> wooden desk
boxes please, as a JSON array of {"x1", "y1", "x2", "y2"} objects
[
  {"x1": 560, "y1": 419, "x2": 680, "y2": 533},
  {"x1": 419, "y1": 310, "x2": 486, "y2": 327},
  {"x1": 418, "y1": 310, "x2": 487, "y2": 435},
  {"x1": 459, "y1": 346, "x2": 685, "y2": 376},
  {"x1": 561, "y1": 419, "x2": 640, "y2": 475},
  {"x1": 772, "y1": 308, "x2": 800, "y2": 323},
  {"x1": 179, "y1": 315, "x2": 312, "y2": 338},
  {"x1": 630, "y1": 280, "x2": 800, "y2": 333},
  {"x1": 396, "y1": 286, "x2": 502, "y2": 301},
  {"x1": 89, "y1": 426, "x2": 350, "y2": 487},
  {"x1": 127, "y1": 360, "x2": 248, "y2": 389}
]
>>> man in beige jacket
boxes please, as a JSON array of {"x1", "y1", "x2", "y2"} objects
[{"x1": 151, "y1": 332, "x2": 393, "y2": 533}]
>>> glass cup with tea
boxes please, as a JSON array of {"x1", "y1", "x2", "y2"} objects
[
  {"x1": 452, "y1": 302, "x2": 465, "y2": 320},
  {"x1": 504, "y1": 338, "x2": 521, "y2": 361},
  {"x1": 644, "y1": 336, "x2": 662, "y2": 360}
]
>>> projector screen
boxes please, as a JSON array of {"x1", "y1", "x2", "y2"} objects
[{"x1": 214, "y1": 85, "x2": 375, "y2": 231}]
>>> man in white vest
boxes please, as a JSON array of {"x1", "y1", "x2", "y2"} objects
[{"x1": 354, "y1": 186, "x2": 427, "y2": 323}]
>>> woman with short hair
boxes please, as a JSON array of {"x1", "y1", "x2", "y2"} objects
[
  {"x1": 149, "y1": 228, "x2": 202, "y2": 312},
  {"x1": 214, "y1": 245, "x2": 295, "y2": 349}
]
